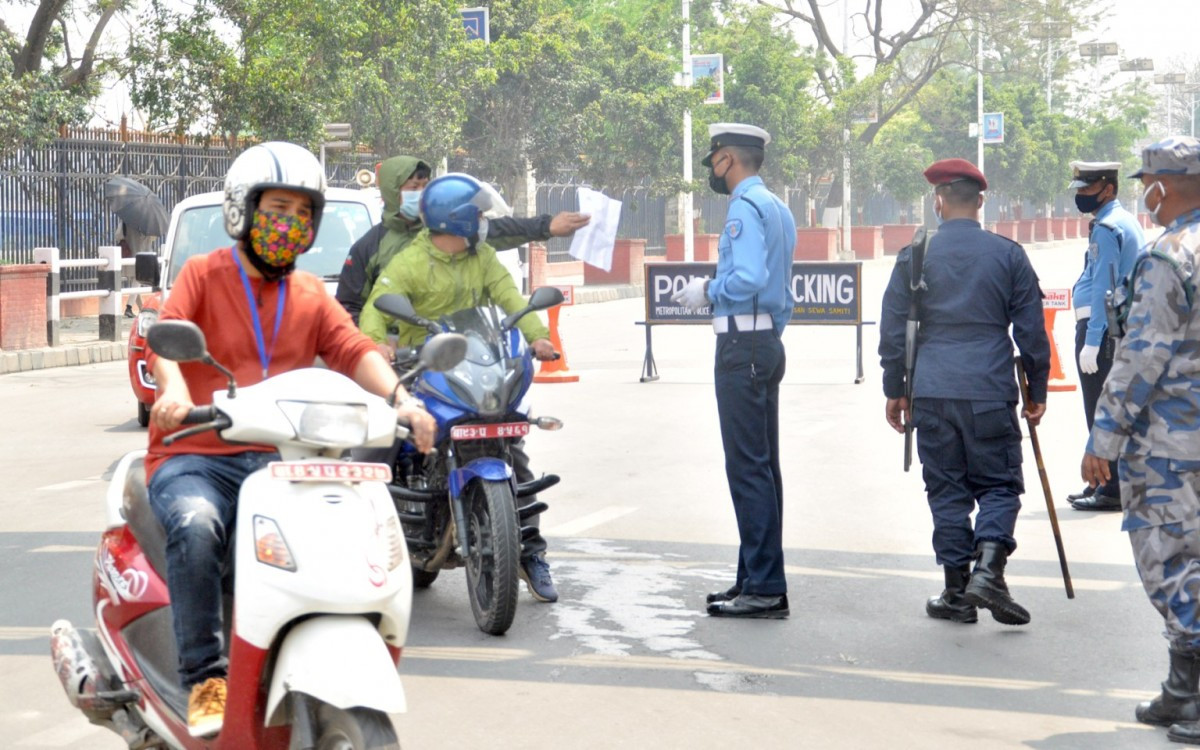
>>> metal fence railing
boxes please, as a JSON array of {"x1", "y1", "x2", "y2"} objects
[
  {"x1": 535, "y1": 183, "x2": 668, "y2": 262},
  {"x1": 0, "y1": 135, "x2": 378, "y2": 292}
]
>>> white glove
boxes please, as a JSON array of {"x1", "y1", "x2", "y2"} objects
[
  {"x1": 1079, "y1": 344, "x2": 1100, "y2": 375},
  {"x1": 671, "y1": 277, "x2": 710, "y2": 311}
]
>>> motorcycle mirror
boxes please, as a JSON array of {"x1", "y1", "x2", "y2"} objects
[
  {"x1": 529, "y1": 286, "x2": 565, "y2": 310},
  {"x1": 146, "y1": 320, "x2": 208, "y2": 362},
  {"x1": 500, "y1": 287, "x2": 565, "y2": 331},
  {"x1": 374, "y1": 293, "x2": 441, "y2": 334},
  {"x1": 420, "y1": 333, "x2": 468, "y2": 373}
]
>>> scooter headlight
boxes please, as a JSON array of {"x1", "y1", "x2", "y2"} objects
[
  {"x1": 277, "y1": 401, "x2": 368, "y2": 446},
  {"x1": 254, "y1": 515, "x2": 296, "y2": 571}
]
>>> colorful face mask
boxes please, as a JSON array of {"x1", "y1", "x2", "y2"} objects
[{"x1": 249, "y1": 210, "x2": 314, "y2": 267}]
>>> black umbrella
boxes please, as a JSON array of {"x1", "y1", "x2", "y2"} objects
[{"x1": 104, "y1": 176, "x2": 169, "y2": 237}]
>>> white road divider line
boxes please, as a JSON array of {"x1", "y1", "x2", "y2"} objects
[
  {"x1": 842, "y1": 566, "x2": 1131, "y2": 591},
  {"x1": 15, "y1": 717, "x2": 105, "y2": 747},
  {"x1": 29, "y1": 545, "x2": 94, "y2": 553},
  {"x1": 36, "y1": 477, "x2": 102, "y2": 492},
  {"x1": 0, "y1": 627, "x2": 48, "y2": 640},
  {"x1": 543, "y1": 506, "x2": 637, "y2": 537}
]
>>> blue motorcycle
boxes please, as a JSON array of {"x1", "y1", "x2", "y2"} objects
[{"x1": 373, "y1": 287, "x2": 564, "y2": 635}]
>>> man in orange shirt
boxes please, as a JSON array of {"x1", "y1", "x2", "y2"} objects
[{"x1": 145, "y1": 142, "x2": 435, "y2": 738}]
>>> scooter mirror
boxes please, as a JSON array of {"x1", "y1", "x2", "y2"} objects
[
  {"x1": 146, "y1": 320, "x2": 209, "y2": 362},
  {"x1": 420, "y1": 333, "x2": 468, "y2": 373}
]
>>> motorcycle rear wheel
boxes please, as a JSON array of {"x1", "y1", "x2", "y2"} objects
[
  {"x1": 137, "y1": 400, "x2": 150, "y2": 428},
  {"x1": 464, "y1": 479, "x2": 520, "y2": 635},
  {"x1": 309, "y1": 704, "x2": 399, "y2": 750}
]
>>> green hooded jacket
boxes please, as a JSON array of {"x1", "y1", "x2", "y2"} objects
[
  {"x1": 365, "y1": 155, "x2": 427, "y2": 289},
  {"x1": 359, "y1": 229, "x2": 551, "y2": 348}
]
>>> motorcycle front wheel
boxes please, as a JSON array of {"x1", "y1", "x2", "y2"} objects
[
  {"x1": 308, "y1": 704, "x2": 399, "y2": 750},
  {"x1": 464, "y1": 479, "x2": 520, "y2": 635}
]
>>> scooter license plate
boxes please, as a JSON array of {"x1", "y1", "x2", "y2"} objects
[
  {"x1": 450, "y1": 422, "x2": 530, "y2": 441},
  {"x1": 268, "y1": 461, "x2": 392, "y2": 483}
]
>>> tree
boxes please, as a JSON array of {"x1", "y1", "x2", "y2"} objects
[{"x1": 0, "y1": 0, "x2": 125, "y2": 152}]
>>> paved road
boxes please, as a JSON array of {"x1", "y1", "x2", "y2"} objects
[{"x1": 0, "y1": 241, "x2": 1179, "y2": 748}]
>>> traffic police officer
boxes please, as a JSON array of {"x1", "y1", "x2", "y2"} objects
[
  {"x1": 1065, "y1": 160, "x2": 1145, "y2": 511},
  {"x1": 1082, "y1": 136, "x2": 1200, "y2": 741},
  {"x1": 671, "y1": 123, "x2": 795, "y2": 619},
  {"x1": 880, "y1": 158, "x2": 1050, "y2": 627}
]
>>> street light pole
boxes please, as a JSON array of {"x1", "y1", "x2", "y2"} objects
[
  {"x1": 840, "y1": 0, "x2": 851, "y2": 260},
  {"x1": 681, "y1": 0, "x2": 694, "y2": 262},
  {"x1": 977, "y1": 21, "x2": 984, "y2": 175}
]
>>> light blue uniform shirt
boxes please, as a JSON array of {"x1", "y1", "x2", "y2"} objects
[
  {"x1": 1071, "y1": 199, "x2": 1145, "y2": 347},
  {"x1": 707, "y1": 176, "x2": 796, "y2": 335}
]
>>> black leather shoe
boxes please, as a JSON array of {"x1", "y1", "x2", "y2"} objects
[
  {"x1": 706, "y1": 585, "x2": 741, "y2": 604},
  {"x1": 707, "y1": 593, "x2": 789, "y2": 619},
  {"x1": 1071, "y1": 493, "x2": 1121, "y2": 511},
  {"x1": 1066, "y1": 485, "x2": 1095, "y2": 501}
]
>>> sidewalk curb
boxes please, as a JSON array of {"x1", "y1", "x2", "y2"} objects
[{"x1": 0, "y1": 341, "x2": 128, "y2": 374}]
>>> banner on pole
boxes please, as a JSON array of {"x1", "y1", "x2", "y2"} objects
[{"x1": 691, "y1": 54, "x2": 724, "y2": 105}]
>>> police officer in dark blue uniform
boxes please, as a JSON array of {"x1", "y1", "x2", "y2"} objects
[
  {"x1": 879, "y1": 158, "x2": 1050, "y2": 627},
  {"x1": 671, "y1": 123, "x2": 796, "y2": 619}
]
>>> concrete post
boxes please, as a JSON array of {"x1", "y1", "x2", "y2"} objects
[
  {"x1": 33, "y1": 247, "x2": 61, "y2": 346},
  {"x1": 98, "y1": 245, "x2": 122, "y2": 342}
]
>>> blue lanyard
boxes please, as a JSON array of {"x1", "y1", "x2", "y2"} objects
[{"x1": 232, "y1": 250, "x2": 287, "y2": 379}]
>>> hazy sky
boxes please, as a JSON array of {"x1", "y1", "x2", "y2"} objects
[{"x1": 3, "y1": 0, "x2": 1197, "y2": 128}]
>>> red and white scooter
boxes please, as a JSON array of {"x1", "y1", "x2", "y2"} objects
[{"x1": 50, "y1": 320, "x2": 465, "y2": 749}]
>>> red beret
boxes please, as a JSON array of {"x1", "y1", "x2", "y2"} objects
[{"x1": 923, "y1": 158, "x2": 988, "y2": 191}]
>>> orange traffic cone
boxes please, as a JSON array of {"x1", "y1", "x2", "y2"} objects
[
  {"x1": 533, "y1": 305, "x2": 578, "y2": 383},
  {"x1": 1044, "y1": 308, "x2": 1077, "y2": 392}
]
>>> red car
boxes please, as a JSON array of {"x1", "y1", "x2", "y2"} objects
[{"x1": 128, "y1": 187, "x2": 382, "y2": 425}]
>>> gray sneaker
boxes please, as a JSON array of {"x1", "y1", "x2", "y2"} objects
[{"x1": 519, "y1": 553, "x2": 558, "y2": 602}]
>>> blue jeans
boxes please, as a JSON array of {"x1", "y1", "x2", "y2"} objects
[{"x1": 148, "y1": 451, "x2": 277, "y2": 688}]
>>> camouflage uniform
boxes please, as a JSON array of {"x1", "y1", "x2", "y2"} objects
[{"x1": 1090, "y1": 198, "x2": 1200, "y2": 652}]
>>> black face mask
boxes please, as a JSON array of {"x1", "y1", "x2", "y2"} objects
[
  {"x1": 708, "y1": 156, "x2": 731, "y2": 195},
  {"x1": 1074, "y1": 189, "x2": 1106, "y2": 215}
]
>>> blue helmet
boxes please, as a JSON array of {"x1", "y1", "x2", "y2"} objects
[{"x1": 420, "y1": 173, "x2": 510, "y2": 241}]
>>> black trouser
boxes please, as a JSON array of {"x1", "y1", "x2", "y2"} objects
[
  {"x1": 354, "y1": 437, "x2": 545, "y2": 560},
  {"x1": 714, "y1": 328, "x2": 787, "y2": 596},
  {"x1": 1075, "y1": 318, "x2": 1119, "y2": 497},
  {"x1": 913, "y1": 399, "x2": 1023, "y2": 569}
]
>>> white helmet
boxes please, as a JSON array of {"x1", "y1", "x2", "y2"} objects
[{"x1": 222, "y1": 141, "x2": 327, "y2": 241}]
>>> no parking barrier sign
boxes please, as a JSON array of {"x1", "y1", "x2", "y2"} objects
[{"x1": 639, "y1": 262, "x2": 872, "y2": 381}]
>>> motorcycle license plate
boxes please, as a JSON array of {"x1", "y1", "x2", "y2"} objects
[
  {"x1": 450, "y1": 422, "x2": 530, "y2": 441},
  {"x1": 268, "y1": 461, "x2": 392, "y2": 483}
]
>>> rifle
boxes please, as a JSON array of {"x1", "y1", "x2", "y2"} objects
[
  {"x1": 1015, "y1": 356, "x2": 1075, "y2": 599},
  {"x1": 903, "y1": 227, "x2": 931, "y2": 472}
]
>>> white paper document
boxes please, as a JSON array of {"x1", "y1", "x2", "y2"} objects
[{"x1": 568, "y1": 187, "x2": 622, "y2": 271}]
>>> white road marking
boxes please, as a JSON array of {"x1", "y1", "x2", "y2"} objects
[
  {"x1": 14, "y1": 717, "x2": 106, "y2": 746},
  {"x1": 842, "y1": 566, "x2": 1130, "y2": 591},
  {"x1": 542, "y1": 506, "x2": 637, "y2": 536},
  {"x1": 29, "y1": 545, "x2": 94, "y2": 553},
  {"x1": 0, "y1": 627, "x2": 48, "y2": 641},
  {"x1": 36, "y1": 478, "x2": 102, "y2": 492}
]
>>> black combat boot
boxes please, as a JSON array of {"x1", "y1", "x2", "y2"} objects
[
  {"x1": 963, "y1": 541, "x2": 1030, "y2": 626},
  {"x1": 1136, "y1": 648, "x2": 1200, "y2": 727},
  {"x1": 926, "y1": 566, "x2": 977, "y2": 623}
]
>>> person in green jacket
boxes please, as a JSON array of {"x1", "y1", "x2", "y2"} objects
[
  {"x1": 360, "y1": 172, "x2": 562, "y2": 603},
  {"x1": 337, "y1": 154, "x2": 589, "y2": 324}
]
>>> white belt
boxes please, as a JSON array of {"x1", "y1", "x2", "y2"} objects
[
  {"x1": 1075, "y1": 305, "x2": 1091, "y2": 322},
  {"x1": 713, "y1": 313, "x2": 774, "y2": 334}
]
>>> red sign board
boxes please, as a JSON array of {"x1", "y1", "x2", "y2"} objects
[{"x1": 1043, "y1": 288, "x2": 1071, "y2": 310}]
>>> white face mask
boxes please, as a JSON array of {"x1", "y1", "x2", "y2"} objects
[
  {"x1": 398, "y1": 190, "x2": 422, "y2": 221},
  {"x1": 478, "y1": 216, "x2": 489, "y2": 242},
  {"x1": 1139, "y1": 181, "x2": 1167, "y2": 225},
  {"x1": 933, "y1": 196, "x2": 945, "y2": 226}
]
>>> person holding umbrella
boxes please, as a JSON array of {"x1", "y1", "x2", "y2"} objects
[{"x1": 105, "y1": 177, "x2": 168, "y2": 317}]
